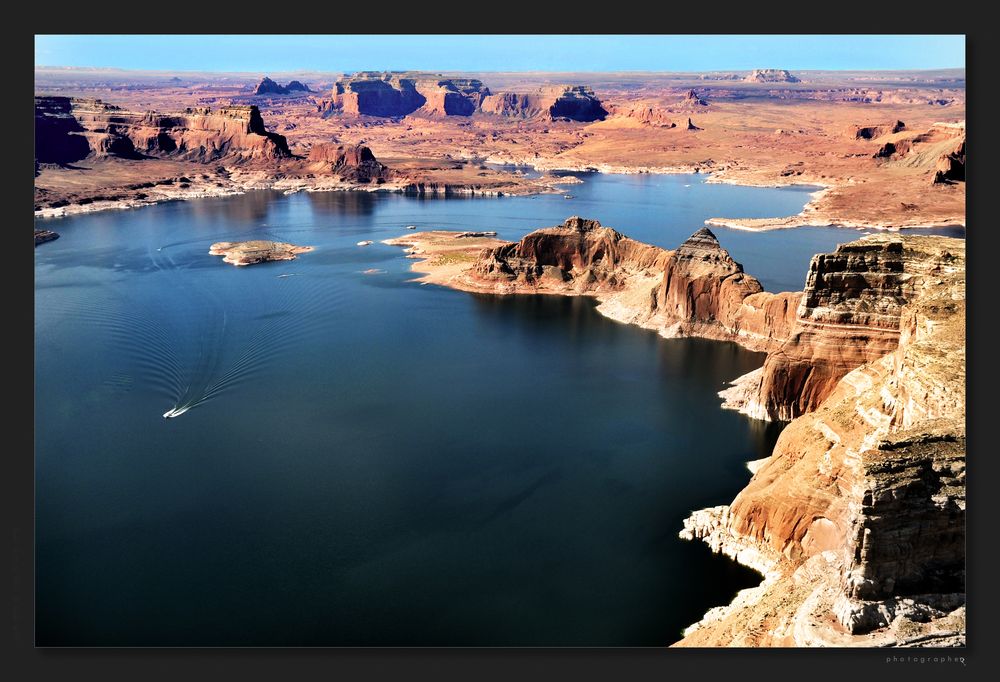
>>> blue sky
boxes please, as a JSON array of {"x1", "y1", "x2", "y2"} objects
[{"x1": 35, "y1": 35, "x2": 965, "y2": 73}]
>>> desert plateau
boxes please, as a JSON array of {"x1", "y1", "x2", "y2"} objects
[{"x1": 34, "y1": 35, "x2": 966, "y2": 651}]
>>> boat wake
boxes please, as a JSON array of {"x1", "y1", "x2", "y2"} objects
[{"x1": 50, "y1": 238, "x2": 341, "y2": 420}]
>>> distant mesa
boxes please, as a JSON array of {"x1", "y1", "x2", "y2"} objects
[
  {"x1": 253, "y1": 76, "x2": 313, "y2": 96},
  {"x1": 745, "y1": 69, "x2": 801, "y2": 83},
  {"x1": 481, "y1": 85, "x2": 607, "y2": 122},
  {"x1": 325, "y1": 71, "x2": 606, "y2": 122},
  {"x1": 209, "y1": 240, "x2": 314, "y2": 266},
  {"x1": 851, "y1": 120, "x2": 906, "y2": 140}
]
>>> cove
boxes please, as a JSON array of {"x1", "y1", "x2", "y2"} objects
[{"x1": 33, "y1": 172, "x2": 962, "y2": 645}]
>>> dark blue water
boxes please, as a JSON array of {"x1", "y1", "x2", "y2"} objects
[{"x1": 33, "y1": 173, "x2": 963, "y2": 646}]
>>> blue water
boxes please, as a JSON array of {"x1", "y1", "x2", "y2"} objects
[{"x1": 33, "y1": 172, "x2": 963, "y2": 645}]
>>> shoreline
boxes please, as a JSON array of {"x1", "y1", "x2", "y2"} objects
[{"x1": 35, "y1": 163, "x2": 966, "y2": 233}]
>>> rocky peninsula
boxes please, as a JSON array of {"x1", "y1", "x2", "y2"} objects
[{"x1": 388, "y1": 217, "x2": 966, "y2": 647}]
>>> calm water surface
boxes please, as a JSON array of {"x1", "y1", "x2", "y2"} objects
[{"x1": 34, "y1": 173, "x2": 963, "y2": 645}]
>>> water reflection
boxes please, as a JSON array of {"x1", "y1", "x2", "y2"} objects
[
  {"x1": 186, "y1": 189, "x2": 281, "y2": 223},
  {"x1": 306, "y1": 189, "x2": 377, "y2": 216}
]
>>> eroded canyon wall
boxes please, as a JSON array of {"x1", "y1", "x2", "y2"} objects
[
  {"x1": 34, "y1": 96, "x2": 291, "y2": 163},
  {"x1": 678, "y1": 235, "x2": 965, "y2": 646}
]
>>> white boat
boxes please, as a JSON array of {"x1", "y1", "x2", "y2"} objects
[
  {"x1": 163, "y1": 405, "x2": 191, "y2": 419},
  {"x1": 357, "y1": 240, "x2": 374, "y2": 246},
  {"x1": 406, "y1": 225, "x2": 417, "y2": 230}
]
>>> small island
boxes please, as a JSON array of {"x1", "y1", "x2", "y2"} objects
[
  {"x1": 34, "y1": 229, "x2": 60, "y2": 246},
  {"x1": 209, "y1": 240, "x2": 314, "y2": 266}
]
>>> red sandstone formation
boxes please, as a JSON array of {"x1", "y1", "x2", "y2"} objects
[
  {"x1": 390, "y1": 222, "x2": 965, "y2": 646},
  {"x1": 306, "y1": 143, "x2": 390, "y2": 183},
  {"x1": 933, "y1": 138, "x2": 965, "y2": 184},
  {"x1": 327, "y1": 72, "x2": 606, "y2": 122},
  {"x1": 417, "y1": 79, "x2": 490, "y2": 116},
  {"x1": 34, "y1": 97, "x2": 291, "y2": 163},
  {"x1": 329, "y1": 72, "x2": 432, "y2": 117},
  {"x1": 850, "y1": 120, "x2": 906, "y2": 140},
  {"x1": 679, "y1": 236, "x2": 965, "y2": 646},
  {"x1": 472, "y1": 216, "x2": 669, "y2": 290},
  {"x1": 605, "y1": 102, "x2": 676, "y2": 127},
  {"x1": 729, "y1": 239, "x2": 912, "y2": 421}
]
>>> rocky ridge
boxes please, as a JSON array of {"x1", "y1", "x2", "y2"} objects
[
  {"x1": 326, "y1": 72, "x2": 607, "y2": 122},
  {"x1": 35, "y1": 96, "x2": 291, "y2": 163},
  {"x1": 387, "y1": 223, "x2": 965, "y2": 646},
  {"x1": 677, "y1": 236, "x2": 965, "y2": 646}
]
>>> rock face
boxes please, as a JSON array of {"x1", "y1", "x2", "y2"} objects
[
  {"x1": 328, "y1": 73, "x2": 606, "y2": 122},
  {"x1": 545, "y1": 86, "x2": 608, "y2": 121},
  {"x1": 652, "y1": 228, "x2": 763, "y2": 335},
  {"x1": 851, "y1": 120, "x2": 906, "y2": 140},
  {"x1": 253, "y1": 77, "x2": 312, "y2": 95},
  {"x1": 329, "y1": 72, "x2": 430, "y2": 117},
  {"x1": 677, "y1": 235, "x2": 965, "y2": 647},
  {"x1": 725, "y1": 238, "x2": 954, "y2": 421},
  {"x1": 606, "y1": 102, "x2": 676, "y2": 127},
  {"x1": 391, "y1": 222, "x2": 966, "y2": 647},
  {"x1": 34, "y1": 229, "x2": 60, "y2": 246},
  {"x1": 417, "y1": 78, "x2": 490, "y2": 116},
  {"x1": 209, "y1": 240, "x2": 313, "y2": 266},
  {"x1": 471, "y1": 217, "x2": 669, "y2": 291},
  {"x1": 34, "y1": 97, "x2": 90, "y2": 164},
  {"x1": 34, "y1": 97, "x2": 291, "y2": 164},
  {"x1": 306, "y1": 143, "x2": 389, "y2": 183},
  {"x1": 933, "y1": 138, "x2": 965, "y2": 184},
  {"x1": 745, "y1": 69, "x2": 801, "y2": 83}
]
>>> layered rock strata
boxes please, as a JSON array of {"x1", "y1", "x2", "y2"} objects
[
  {"x1": 306, "y1": 143, "x2": 390, "y2": 183},
  {"x1": 677, "y1": 236, "x2": 965, "y2": 646},
  {"x1": 327, "y1": 72, "x2": 606, "y2": 122},
  {"x1": 34, "y1": 97, "x2": 291, "y2": 163},
  {"x1": 388, "y1": 223, "x2": 965, "y2": 645}
]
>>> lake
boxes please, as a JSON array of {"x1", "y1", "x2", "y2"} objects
[{"x1": 33, "y1": 172, "x2": 963, "y2": 645}]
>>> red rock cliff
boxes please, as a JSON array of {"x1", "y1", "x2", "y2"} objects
[{"x1": 34, "y1": 97, "x2": 291, "y2": 164}]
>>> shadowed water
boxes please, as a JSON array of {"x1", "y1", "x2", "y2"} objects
[{"x1": 34, "y1": 172, "x2": 963, "y2": 645}]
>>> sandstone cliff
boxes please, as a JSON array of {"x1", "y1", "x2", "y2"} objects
[
  {"x1": 306, "y1": 143, "x2": 390, "y2": 183},
  {"x1": 327, "y1": 72, "x2": 606, "y2": 122},
  {"x1": 387, "y1": 224, "x2": 965, "y2": 646},
  {"x1": 677, "y1": 235, "x2": 965, "y2": 647},
  {"x1": 34, "y1": 96, "x2": 291, "y2": 164},
  {"x1": 723, "y1": 239, "x2": 919, "y2": 421}
]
